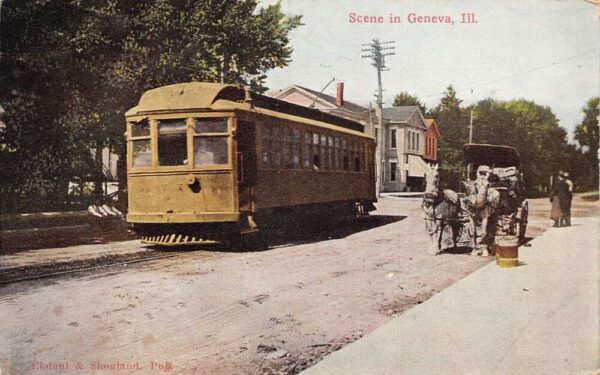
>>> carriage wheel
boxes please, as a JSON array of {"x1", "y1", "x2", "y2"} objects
[{"x1": 517, "y1": 200, "x2": 529, "y2": 245}]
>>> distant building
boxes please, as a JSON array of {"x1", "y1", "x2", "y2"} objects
[
  {"x1": 424, "y1": 119, "x2": 440, "y2": 164},
  {"x1": 271, "y1": 83, "x2": 436, "y2": 192},
  {"x1": 382, "y1": 106, "x2": 430, "y2": 192}
]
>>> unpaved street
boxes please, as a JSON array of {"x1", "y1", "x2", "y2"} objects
[{"x1": 0, "y1": 195, "x2": 595, "y2": 374}]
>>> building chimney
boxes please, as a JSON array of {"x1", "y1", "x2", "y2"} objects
[{"x1": 336, "y1": 81, "x2": 344, "y2": 107}]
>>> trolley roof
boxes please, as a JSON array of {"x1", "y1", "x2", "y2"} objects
[
  {"x1": 463, "y1": 143, "x2": 521, "y2": 168},
  {"x1": 126, "y1": 82, "x2": 365, "y2": 133}
]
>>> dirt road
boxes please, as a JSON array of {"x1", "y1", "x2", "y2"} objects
[{"x1": 0, "y1": 195, "x2": 596, "y2": 374}]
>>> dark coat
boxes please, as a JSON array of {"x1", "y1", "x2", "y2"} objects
[{"x1": 549, "y1": 178, "x2": 570, "y2": 213}]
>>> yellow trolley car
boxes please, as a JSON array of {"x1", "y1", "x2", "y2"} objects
[{"x1": 126, "y1": 82, "x2": 376, "y2": 246}]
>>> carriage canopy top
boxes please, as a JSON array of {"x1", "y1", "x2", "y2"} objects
[{"x1": 463, "y1": 143, "x2": 521, "y2": 168}]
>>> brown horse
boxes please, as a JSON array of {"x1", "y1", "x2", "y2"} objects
[{"x1": 422, "y1": 164, "x2": 462, "y2": 255}]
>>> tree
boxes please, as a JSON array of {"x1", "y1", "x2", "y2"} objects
[
  {"x1": 392, "y1": 92, "x2": 426, "y2": 114},
  {"x1": 428, "y1": 86, "x2": 576, "y2": 196},
  {"x1": 0, "y1": 0, "x2": 302, "y2": 213},
  {"x1": 574, "y1": 97, "x2": 599, "y2": 190},
  {"x1": 502, "y1": 99, "x2": 569, "y2": 194},
  {"x1": 428, "y1": 85, "x2": 467, "y2": 190}
]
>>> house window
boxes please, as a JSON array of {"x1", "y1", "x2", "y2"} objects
[
  {"x1": 416, "y1": 133, "x2": 420, "y2": 152},
  {"x1": 390, "y1": 162, "x2": 397, "y2": 181},
  {"x1": 391, "y1": 129, "x2": 397, "y2": 148}
]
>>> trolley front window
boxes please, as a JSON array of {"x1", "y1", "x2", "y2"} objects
[
  {"x1": 130, "y1": 120, "x2": 151, "y2": 168},
  {"x1": 132, "y1": 140, "x2": 151, "y2": 168},
  {"x1": 193, "y1": 118, "x2": 229, "y2": 166},
  {"x1": 158, "y1": 119, "x2": 187, "y2": 166}
]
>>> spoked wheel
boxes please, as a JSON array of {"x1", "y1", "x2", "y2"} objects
[{"x1": 517, "y1": 200, "x2": 529, "y2": 245}]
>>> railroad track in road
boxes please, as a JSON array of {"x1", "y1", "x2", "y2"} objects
[{"x1": 0, "y1": 250, "x2": 205, "y2": 285}]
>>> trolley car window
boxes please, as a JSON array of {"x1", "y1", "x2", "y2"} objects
[
  {"x1": 312, "y1": 133, "x2": 320, "y2": 170},
  {"x1": 320, "y1": 134, "x2": 327, "y2": 170},
  {"x1": 272, "y1": 127, "x2": 281, "y2": 167},
  {"x1": 157, "y1": 119, "x2": 187, "y2": 166},
  {"x1": 284, "y1": 128, "x2": 293, "y2": 168},
  {"x1": 192, "y1": 117, "x2": 229, "y2": 166},
  {"x1": 355, "y1": 143, "x2": 362, "y2": 172},
  {"x1": 342, "y1": 139, "x2": 349, "y2": 171},
  {"x1": 130, "y1": 120, "x2": 152, "y2": 168},
  {"x1": 293, "y1": 129, "x2": 301, "y2": 168},
  {"x1": 131, "y1": 121, "x2": 150, "y2": 137},
  {"x1": 304, "y1": 132, "x2": 311, "y2": 168},
  {"x1": 132, "y1": 140, "x2": 152, "y2": 168},
  {"x1": 194, "y1": 137, "x2": 228, "y2": 165},
  {"x1": 335, "y1": 137, "x2": 340, "y2": 170},
  {"x1": 195, "y1": 118, "x2": 227, "y2": 133},
  {"x1": 262, "y1": 126, "x2": 271, "y2": 168}
]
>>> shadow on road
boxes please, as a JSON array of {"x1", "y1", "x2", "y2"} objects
[
  {"x1": 152, "y1": 214, "x2": 407, "y2": 253},
  {"x1": 215, "y1": 215, "x2": 406, "y2": 252}
]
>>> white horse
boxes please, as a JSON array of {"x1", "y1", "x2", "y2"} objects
[
  {"x1": 463, "y1": 166, "x2": 501, "y2": 256},
  {"x1": 422, "y1": 164, "x2": 462, "y2": 255}
]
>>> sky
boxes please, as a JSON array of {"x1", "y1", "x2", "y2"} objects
[{"x1": 261, "y1": 0, "x2": 599, "y2": 142}]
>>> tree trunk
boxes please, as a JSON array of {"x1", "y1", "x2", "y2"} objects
[{"x1": 93, "y1": 143, "x2": 104, "y2": 202}]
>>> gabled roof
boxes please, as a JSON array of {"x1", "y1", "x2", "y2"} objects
[
  {"x1": 273, "y1": 84, "x2": 369, "y2": 114},
  {"x1": 425, "y1": 119, "x2": 441, "y2": 137},
  {"x1": 382, "y1": 106, "x2": 427, "y2": 129},
  {"x1": 382, "y1": 106, "x2": 419, "y2": 122}
]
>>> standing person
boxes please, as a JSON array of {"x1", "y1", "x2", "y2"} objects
[
  {"x1": 561, "y1": 172, "x2": 573, "y2": 226},
  {"x1": 549, "y1": 172, "x2": 568, "y2": 227}
]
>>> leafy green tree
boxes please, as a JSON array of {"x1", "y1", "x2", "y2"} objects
[
  {"x1": 502, "y1": 99, "x2": 569, "y2": 194},
  {"x1": 428, "y1": 86, "x2": 576, "y2": 196},
  {"x1": 574, "y1": 97, "x2": 599, "y2": 190},
  {"x1": 392, "y1": 92, "x2": 426, "y2": 114},
  {"x1": 429, "y1": 85, "x2": 467, "y2": 190},
  {"x1": 1, "y1": 0, "x2": 302, "y2": 212}
]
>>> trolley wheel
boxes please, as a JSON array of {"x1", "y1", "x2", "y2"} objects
[{"x1": 517, "y1": 200, "x2": 529, "y2": 245}]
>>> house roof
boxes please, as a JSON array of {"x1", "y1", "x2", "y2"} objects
[
  {"x1": 425, "y1": 119, "x2": 441, "y2": 137},
  {"x1": 274, "y1": 84, "x2": 370, "y2": 114},
  {"x1": 382, "y1": 106, "x2": 420, "y2": 122}
]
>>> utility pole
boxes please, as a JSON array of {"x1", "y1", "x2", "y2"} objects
[
  {"x1": 362, "y1": 39, "x2": 395, "y2": 197},
  {"x1": 467, "y1": 109, "x2": 474, "y2": 179},
  {"x1": 468, "y1": 109, "x2": 474, "y2": 144}
]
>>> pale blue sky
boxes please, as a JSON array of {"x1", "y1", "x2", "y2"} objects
[{"x1": 262, "y1": 0, "x2": 599, "y2": 142}]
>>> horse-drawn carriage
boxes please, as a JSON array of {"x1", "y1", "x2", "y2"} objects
[{"x1": 423, "y1": 143, "x2": 528, "y2": 256}]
